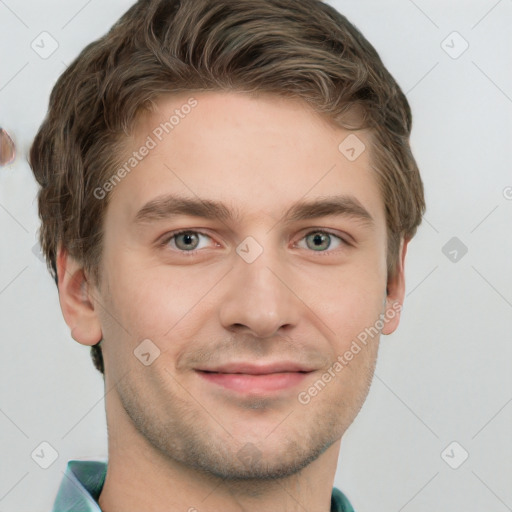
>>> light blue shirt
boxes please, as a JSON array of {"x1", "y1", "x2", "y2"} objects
[{"x1": 52, "y1": 460, "x2": 355, "y2": 511}]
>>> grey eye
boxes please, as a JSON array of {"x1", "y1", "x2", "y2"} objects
[
  {"x1": 0, "y1": 128, "x2": 16, "y2": 166},
  {"x1": 174, "y1": 232, "x2": 201, "y2": 251},
  {"x1": 296, "y1": 230, "x2": 345, "y2": 252},
  {"x1": 305, "y1": 232, "x2": 331, "y2": 251}
]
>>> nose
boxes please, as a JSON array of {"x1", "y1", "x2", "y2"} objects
[{"x1": 218, "y1": 242, "x2": 300, "y2": 338}]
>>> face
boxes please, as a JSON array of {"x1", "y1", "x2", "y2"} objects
[{"x1": 66, "y1": 91, "x2": 406, "y2": 480}]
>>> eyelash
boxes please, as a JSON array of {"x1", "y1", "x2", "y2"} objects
[{"x1": 159, "y1": 229, "x2": 350, "y2": 255}]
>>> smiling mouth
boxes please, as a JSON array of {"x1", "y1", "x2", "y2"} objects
[
  {"x1": 199, "y1": 370, "x2": 312, "y2": 374},
  {"x1": 196, "y1": 369, "x2": 313, "y2": 393}
]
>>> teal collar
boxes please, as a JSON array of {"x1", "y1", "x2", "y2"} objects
[{"x1": 53, "y1": 460, "x2": 354, "y2": 511}]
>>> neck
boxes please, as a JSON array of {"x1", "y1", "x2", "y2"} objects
[{"x1": 98, "y1": 389, "x2": 341, "y2": 512}]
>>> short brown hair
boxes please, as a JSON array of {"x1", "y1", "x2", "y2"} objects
[{"x1": 29, "y1": 0, "x2": 425, "y2": 375}]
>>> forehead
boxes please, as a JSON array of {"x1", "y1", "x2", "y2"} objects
[{"x1": 108, "y1": 90, "x2": 385, "y2": 228}]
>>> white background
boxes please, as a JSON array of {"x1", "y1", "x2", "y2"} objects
[{"x1": 0, "y1": 0, "x2": 511, "y2": 510}]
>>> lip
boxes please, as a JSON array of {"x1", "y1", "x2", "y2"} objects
[
  {"x1": 195, "y1": 361, "x2": 316, "y2": 394},
  {"x1": 195, "y1": 361, "x2": 316, "y2": 375},
  {"x1": 196, "y1": 369, "x2": 312, "y2": 393}
]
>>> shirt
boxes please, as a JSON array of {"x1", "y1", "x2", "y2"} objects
[{"x1": 52, "y1": 460, "x2": 355, "y2": 512}]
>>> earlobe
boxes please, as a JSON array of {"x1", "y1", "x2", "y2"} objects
[
  {"x1": 382, "y1": 237, "x2": 409, "y2": 335},
  {"x1": 57, "y1": 245, "x2": 103, "y2": 346}
]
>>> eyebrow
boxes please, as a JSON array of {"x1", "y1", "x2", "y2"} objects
[{"x1": 133, "y1": 194, "x2": 374, "y2": 228}]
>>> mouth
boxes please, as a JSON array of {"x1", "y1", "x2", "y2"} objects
[{"x1": 196, "y1": 364, "x2": 314, "y2": 394}]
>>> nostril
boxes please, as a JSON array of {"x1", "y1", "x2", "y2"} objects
[{"x1": 0, "y1": 128, "x2": 16, "y2": 166}]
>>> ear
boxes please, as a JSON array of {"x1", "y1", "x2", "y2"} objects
[
  {"x1": 56, "y1": 245, "x2": 103, "y2": 346},
  {"x1": 381, "y1": 237, "x2": 409, "y2": 335}
]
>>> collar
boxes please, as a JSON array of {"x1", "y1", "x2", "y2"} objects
[
  {"x1": 52, "y1": 460, "x2": 106, "y2": 511},
  {"x1": 52, "y1": 460, "x2": 354, "y2": 511}
]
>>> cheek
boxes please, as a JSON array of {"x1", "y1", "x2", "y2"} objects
[
  {"x1": 101, "y1": 255, "x2": 215, "y2": 347},
  {"x1": 325, "y1": 292, "x2": 385, "y2": 357},
  {"x1": 294, "y1": 261, "x2": 386, "y2": 338}
]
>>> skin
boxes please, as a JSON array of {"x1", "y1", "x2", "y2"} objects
[{"x1": 58, "y1": 91, "x2": 408, "y2": 512}]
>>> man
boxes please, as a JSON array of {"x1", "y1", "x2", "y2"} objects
[{"x1": 29, "y1": 0, "x2": 425, "y2": 510}]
